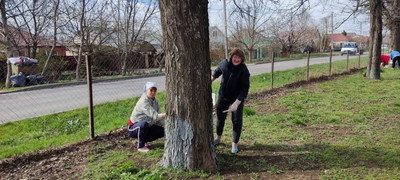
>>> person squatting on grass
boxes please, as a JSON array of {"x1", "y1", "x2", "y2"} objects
[
  {"x1": 127, "y1": 82, "x2": 166, "y2": 152},
  {"x1": 211, "y1": 48, "x2": 250, "y2": 154},
  {"x1": 390, "y1": 50, "x2": 400, "y2": 69}
]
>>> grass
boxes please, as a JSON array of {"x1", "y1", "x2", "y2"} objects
[
  {"x1": 2, "y1": 56, "x2": 400, "y2": 178},
  {"x1": 0, "y1": 56, "x2": 367, "y2": 159}
]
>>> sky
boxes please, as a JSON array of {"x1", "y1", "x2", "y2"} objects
[{"x1": 208, "y1": 0, "x2": 373, "y2": 36}]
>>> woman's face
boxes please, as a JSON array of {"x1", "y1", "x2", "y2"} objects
[
  {"x1": 146, "y1": 87, "x2": 157, "y2": 99},
  {"x1": 232, "y1": 55, "x2": 242, "y2": 66}
]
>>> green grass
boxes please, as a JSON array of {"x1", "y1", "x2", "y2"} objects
[
  {"x1": 0, "y1": 57, "x2": 367, "y2": 159},
  {"x1": 213, "y1": 68, "x2": 400, "y2": 178},
  {"x1": 2, "y1": 56, "x2": 400, "y2": 178}
]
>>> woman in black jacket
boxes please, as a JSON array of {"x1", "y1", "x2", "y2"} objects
[{"x1": 211, "y1": 48, "x2": 250, "y2": 153}]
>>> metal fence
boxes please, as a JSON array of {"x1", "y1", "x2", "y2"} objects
[{"x1": 0, "y1": 51, "x2": 368, "y2": 130}]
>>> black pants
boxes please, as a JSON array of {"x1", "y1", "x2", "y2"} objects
[
  {"x1": 393, "y1": 56, "x2": 400, "y2": 68},
  {"x1": 216, "y1": 98, "x2": 244, "y2": 143},
  {"x1": 127, "y1": 121, "x2": 164, "y2": 148}
]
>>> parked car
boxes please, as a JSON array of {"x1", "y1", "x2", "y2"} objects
[{"x1": 341, "y1": 42, "x2": 358, "y2": 56}]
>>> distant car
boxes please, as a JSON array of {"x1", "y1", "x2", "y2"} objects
[{"x1": 341, "y1": 42, "x2": 358, "y2": 56}]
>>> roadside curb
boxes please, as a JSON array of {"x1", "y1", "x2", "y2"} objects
[{"x1": 0, "y1": 73, "x2": 165, "y2": 95}]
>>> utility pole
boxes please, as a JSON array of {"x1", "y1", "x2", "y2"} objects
[
  {"x1": 223, "y1": 0, "x2": 228, "y2": 59},
  {"x1": 331, "y1": 11, "x2": 334, "y2": 50}
]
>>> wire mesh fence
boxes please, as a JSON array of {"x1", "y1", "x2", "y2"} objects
[
  {"x1": 0, "y1": 51, "x2": 369, "y2": 129},
  {"x1": 0, "y1": 51, "x2": 165, "y2": 124}
]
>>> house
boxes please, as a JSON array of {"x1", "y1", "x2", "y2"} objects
[
  {"x1": 327, "y1": 33, "x2": 369, "y2": 51},
  {"x1": 209, "y1": 26, "x2": 225, "y2": 49},
  {"x1": 327, "y1": 33, "x2": 349, "y2": 51},
  {"x1": 229, "y1": 29, "x2": 270, "y2": 60},
  {"x1": 0, "y1": 23, "x2": 66, "y2": 57}
]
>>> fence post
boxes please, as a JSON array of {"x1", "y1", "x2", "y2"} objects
[
  {"x1": 358, "y1": 50, "x2": 361, "y2": 68},
  {"x1": 271, "y1": 52, "x2": 274, "y2": 90},
  {"x1": 346, "y1": 51, "x2": 349, "y2": 72},
  {"x1": 306, "y1": 51, "x2": 310, "y2": 81},
  {"x1": 329, "y1": 48, "x2": 332, "y2": 76},
  {"x1": 145, "y1": 54, "x2": 149, "y2": 68},
  {"x1": 85, "y1": 55, "x2": 95, "y2": 139}
]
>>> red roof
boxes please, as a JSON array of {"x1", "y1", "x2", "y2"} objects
[
  {"x1": 0, "y1": 23, "x2": 63, "y2": 47},
  {"x1": 328, "y1": 34, "x2": 349, "y2": 42}
]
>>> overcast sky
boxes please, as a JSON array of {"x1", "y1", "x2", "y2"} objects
[{"x1": 208, "y1": 0, "x2": 374, "y2": 36}]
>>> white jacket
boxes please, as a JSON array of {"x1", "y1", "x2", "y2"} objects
[{"x1": 130, "y1": 94, "x2": 164, "y2": 126}]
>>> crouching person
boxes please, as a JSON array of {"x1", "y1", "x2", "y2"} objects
[{"x1": 127, "y1": 82, "x2": 166, "y2": 152}]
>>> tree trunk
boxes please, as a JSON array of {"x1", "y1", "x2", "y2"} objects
[
  {"x1": 159, "y1": 0, "x2": 217, "y2": 172},
  {"x1": 1, "y1": 0, "x2": 12, "y2": 88},
  {"x1": 42, "y1": 0, "x2": 60, "y2": 75},
  {"x1": 367, "y1": 0, "x2": 382, "y2": 79},
  {"x1": 248, "y1": 49, "x2": 253, "y2": 62},
  {"x1": 390, "y1": 0, "x2": 400, "y2": 51}
]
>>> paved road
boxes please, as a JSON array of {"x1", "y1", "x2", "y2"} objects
[{"x1": 0, "y1": 54, "x2": 367, "y2": 123}]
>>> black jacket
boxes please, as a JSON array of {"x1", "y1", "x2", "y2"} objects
[{"x1": 212, "y1": 59, "x2": 250, "y2": 103}]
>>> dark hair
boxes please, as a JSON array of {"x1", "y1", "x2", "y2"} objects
[{"x1": 228, "y1": 48, "x2": 245, "y2": 63}]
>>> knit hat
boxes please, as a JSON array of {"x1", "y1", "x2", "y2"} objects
[{"x1": 143, "y1": 82, "x2": 157, "y2": 93}]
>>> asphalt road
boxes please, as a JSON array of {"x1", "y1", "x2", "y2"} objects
[{"x1": 0, "y1": 54, "x2": 367, "y2": 123}]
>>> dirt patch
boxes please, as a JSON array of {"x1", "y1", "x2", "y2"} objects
[
  {"x1": 0, "y1": 68, "x2": 364, "y2": 179},
  {"x1": 0, "y1": 128, "x2": 132, "y2": 179}
]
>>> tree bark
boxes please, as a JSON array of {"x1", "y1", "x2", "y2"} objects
[
  {"x1": 1, "y1": 0, "x2": 12, "y2": 88},
  {"x1": 390, "y1": 0, "x2": 400, "y2": 51},
  {"x1": 159, "y1": 0, "x2": 217, "y2": 172},
  {"x1": 367, "y1": 0, "x2": 382, "y2": 79}
]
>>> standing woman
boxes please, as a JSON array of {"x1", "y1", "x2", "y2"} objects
[
  {"x1": 127, "y1": 82, "x2": 166, "y2": 152},
  {"x1": 211, "y1": 48, "x2": 250, "y2": 153}
]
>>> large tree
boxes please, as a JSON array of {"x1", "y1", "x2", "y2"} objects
[
  {"x1": 159, "y1": 0, "x2": 217, "y2": 172},
  {"x1": 367, "y1": 0, "x2": 382, "y2": 79},
  {"x1": 383, "y1": 0, "x2": 400, "y2": 50}
]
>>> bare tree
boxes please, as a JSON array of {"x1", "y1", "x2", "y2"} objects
[
  {"x1": 270, "y1": 9, "x2": 314, "y2": 57},
  {"x1": 115, "y1": 0, "x2": 157, "y2": 76},
  {"x1": 64, "y1": 0, "x2": 113, "y2": 81},
  {"x1": 41, "y1": 0, "x2": 60, "y2": 75},
  {"x1": 159, "y1": 0, "x2": 217, "y2": 172},
  {"x1": 367, "y1": 0, "x2": 382, "y2": 79},
  {"x1": 8, "y1": 0, "x2": 52, "y2": 58},
  {"x1": 229, "y1": 0, "x2": 277, "y2": 61}
]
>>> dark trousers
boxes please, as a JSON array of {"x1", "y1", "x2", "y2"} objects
[
  {"x1": 393, "y1": 56, "x2": 400, "y2": 68},
  {"x1": 216, "y1": 98, "x2": 244, "y2": 143},
  {"x1": 127, "y1": 121, "x2": 164, "y2": 148}
]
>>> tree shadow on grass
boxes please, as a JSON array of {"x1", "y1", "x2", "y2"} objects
[{"x1": 216, "y1": 143, "x2": 400, "y2": 175}]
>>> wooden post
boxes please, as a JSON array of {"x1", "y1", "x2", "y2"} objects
[
  {"x1": 145, "y1": 54, "x2": 149, "y2": 68},
  {"x1": 346, "y1": 51, "x2": 349, "y2": 71},
  {"x1": 271, "y1": 52, "x2": 274, "y2": 89},
  {"x1": 306, "y1": 51, "x2": 310, "y2": 81},
  {"x1": 358, "y1": 50, "x2": 361, "y2": 68},
  {"x1": 153, "y1": 54, "x2": 158, "y2": 66},
  {"x1": 85, "y1": 55, "x2": 94, "y2": 139},
  {"x1": 329, "y1": 48, "x2": 332, "y2": 76}
]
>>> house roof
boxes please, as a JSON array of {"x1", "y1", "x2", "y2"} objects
[
  {"x1": 0, "y1": 23, "x2": 63, "y2": 47},
  {"x1": 328, "y1": 34, "x2": 349, "y2": 42}
]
